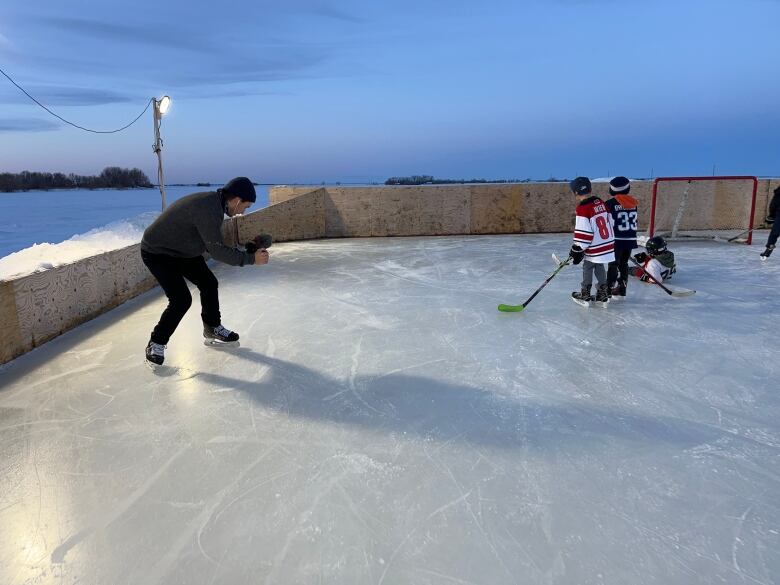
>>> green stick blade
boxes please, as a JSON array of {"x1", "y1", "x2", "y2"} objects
[{"x1": 498, "y1": 303, "x2": 525, "y2": 312}]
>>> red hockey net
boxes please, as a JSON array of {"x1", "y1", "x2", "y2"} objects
[{"x1": 648, "y1": 176, "x2": 758, "y2": 245}]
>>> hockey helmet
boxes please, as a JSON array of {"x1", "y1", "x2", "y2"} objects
[
  {"x1": 569, "y1": 176, "x2": 592, "y2": 195},
  {"x1": 645, "y1": 236, "x2": 667, "y2": 256}
]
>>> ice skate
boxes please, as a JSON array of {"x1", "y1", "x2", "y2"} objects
[
  {"x1": 203, "y1": 324, "x2": 240, "y2": 348},
  {"x1": 571, "y1": 286, "x2": 593, "y2": 308},
  {"x1": 593, "y1": 284, "x2": 610, "y2": 308},
  {"x1": 609, "y1": 282, "x2": 627, "y2": 301},
  {"x1": 145, "y1": 340, "x2": 166, "y2": 368}
]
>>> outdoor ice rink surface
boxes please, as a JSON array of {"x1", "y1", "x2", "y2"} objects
[{"x1": 1, "y1": 233, "x2": 778, "y2": 585}]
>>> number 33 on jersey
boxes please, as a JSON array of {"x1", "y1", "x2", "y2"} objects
[{"x1": 606, "y1": 194, "x2": 639, "y2": 247}]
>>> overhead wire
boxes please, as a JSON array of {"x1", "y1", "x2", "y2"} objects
[{"x1": 0, "y1": 66, "x2": 152, "y2": 134}]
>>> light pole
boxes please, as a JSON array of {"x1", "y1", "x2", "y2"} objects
[{"x1": 152, "y1": 95, "x2": 171, "y2": 210}]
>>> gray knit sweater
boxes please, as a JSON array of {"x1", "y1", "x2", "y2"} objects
[{"x1": 141, "y1": 190, "x2": 254, "y2": 266}]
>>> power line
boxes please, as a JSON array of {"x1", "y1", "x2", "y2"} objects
[{"x1": 0, "y1": 66, "x2": 152, "y2": 134}]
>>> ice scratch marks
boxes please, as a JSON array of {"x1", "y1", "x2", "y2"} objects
[
  {"x1": 50, "y1": 442, "x2": 190, "y2": 564},
  {"x1": 348, "y1": 336, "x2": 384, "y2": 417},
  {"x1": 349, "y1": 336, "x2": 361, "y2": 395},
  {"x1": 381, "y1": 446, "x2": 517, "y2": 585},
  {"x1": 320, "y1": 336, "x2": 385, "y2": 417},
  {"x1": 369, "y1": 359, "x2": 447, "y2": 384},
  {"x1": 371, "y1": 261, "x2": 496, "y2": 301},
  {"x1": 249, "y1": 405, "x2": 259, "y2": 441},
  {"x1": 322, "y1": 358, "x2": 446, "y2": 404},
  {"x1": 264, "y1": 462, "x2": 352, "y2": 585},
  {"x1": 711, "y1": 406, "x2": 724, "y2": 427},
  {"x1": 439, "y1": 460, "x2": 515, "y2": 582},
  {"x1": 315, "y1": 285, "x2": 400, "y2": 332},
  {"x1": 590, "y1": 496, "x2": 772, "y2": 585},
  {"x1": 147, "y1": 447, "x2": 286, "y2": 585},
  {"x1": 425, "y1": 490, "x2": 474, "y2": 521},
  {"x1": 377, "y1": 490, "x2": 474, "y2": 585},
  {"x1": 245, "y1": 311, "x2": 266, "y2": 335},
  {"x1": 266, "y1": 334, "x2": 277, "y2": 359},
  {"x1": 732, "y1": 505, "x2": 752, "y2": 580},
  {"x1": 18, "y1": 363, "x2": 103, "y2": 394},
  {"x1": 413, "y1": 568, "x2": 479, "y2": 584},
  {"x1": 416, "y1": 239, "x2": 444, "y2": 285}
]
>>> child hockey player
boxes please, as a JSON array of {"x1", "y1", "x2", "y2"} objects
[
  {"x1": 569, "y1": 176, "x2": 615, "y2": 307},
  {"x1": 605, "y1": 176, "x2": 639, "y2": 300},
  {"x1": 760, "y1": 185, "x2": 780, "y2": 260},
  {"x1": 632, "y1": 236, "x2": 676, "y2": 283}
]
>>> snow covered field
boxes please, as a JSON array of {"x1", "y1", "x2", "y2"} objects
[
  {"x1": 0, "y1": 185, "x2": 270, "y2": 262},
  {"x1": 0, "y1": 234, "x2": 778, "y2": 585}
]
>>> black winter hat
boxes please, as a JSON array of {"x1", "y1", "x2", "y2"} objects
[
  {"x1": 609, "y1": 176, "x2": 631, "y2": 195},
  {"x1": 220, "y1": 177, "x2": 256, "y2": 203},
  {"x1": 569, "y1": 176, "x2": 591, "y2": 195}
]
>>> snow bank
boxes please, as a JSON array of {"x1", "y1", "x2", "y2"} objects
[{"x1": 0, "y1": 212, "x2": 158, "y2": 281}]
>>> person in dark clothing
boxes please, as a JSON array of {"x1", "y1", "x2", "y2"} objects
[
  {"x1": 141, "y1": 177, "x2": 269, "y2": 365},
  {"x1": 605, "y1": 176, "x2": 639, "y2": 299},
  {"x1": 760, "y1": 185, "x2": 780, "y2": 260}
]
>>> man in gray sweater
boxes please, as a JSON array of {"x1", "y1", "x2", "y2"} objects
[{"x1": 141, "y1": 177, "x2": 269, "y2": 366}]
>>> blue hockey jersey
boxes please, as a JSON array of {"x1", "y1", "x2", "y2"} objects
[{"x1": 606, "y1": 194, "x2": 639, "y2": 251}]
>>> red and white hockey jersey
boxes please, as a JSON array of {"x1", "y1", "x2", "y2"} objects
[
  {"x1": 573, "y1": 196, "x2": 615, "y2": 264},
  {"x1": 636, "y1": 258, "x2": 665, "y2": 283},
  {"x1": 634, "y1": 251, "x2": 676, "y2": 283}
]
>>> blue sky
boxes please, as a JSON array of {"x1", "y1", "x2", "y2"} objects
[{"x1": 1, "y1": 0, "x2": 778, "y2": 183}]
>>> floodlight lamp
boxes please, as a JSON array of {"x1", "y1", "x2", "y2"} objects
[{"x1": 158, "y1": 95, "x2": 171, "y2": 115}]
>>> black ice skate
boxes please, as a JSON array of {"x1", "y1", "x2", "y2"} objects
[
  {"x1": 760, "y1": 245, "x2": 774, "y2": 261},
  {"x1": 610, "y1": 282, "x2": 627, "y2": 301},
  {"x1": 593, "y1": 284, "x2": 610, "y2": 308},
  {"x1": 203, "y1": 324, "x2": 240, "y2": 347},
  {"x1": 145, "y1": 340, "x2": 166, "y2": 367},
  {"x1": 571, "y1": 286, "x2": 593, "y2": 308}
]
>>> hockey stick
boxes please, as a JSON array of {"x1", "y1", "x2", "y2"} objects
[
  {"x1": 713, "y1": 228, "x2": 752, "y2": 244},
  {"x1": 498, "y1": 254, "x2": 572, "y2": 312},
  {"x1": 629, "y1": 257, "x2": 695, "y2": 297}
]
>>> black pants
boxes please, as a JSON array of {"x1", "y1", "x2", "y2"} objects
[
  {"x1": 607, "y1": 248, "x2": 633, "y2": 289},
  {"x1": 141, "y1": 251, "x2": 221, "y2": 344},
  {"x1": 767, "y1": 216, "x2": 780, "y2": 248}
]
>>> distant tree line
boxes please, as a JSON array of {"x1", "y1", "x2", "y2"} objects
[
  {"x1": 385, "y1": 175, "x2": 543, "y2": 185},
  {"x1": 0, "y1": 167, "x2": 153, "y2": 192}
]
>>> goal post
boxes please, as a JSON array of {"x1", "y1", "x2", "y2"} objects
[{"x1": 648, "y1": 176, "x2": 758, "y2": 245}]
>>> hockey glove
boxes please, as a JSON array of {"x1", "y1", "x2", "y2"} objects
[
  {"x1": 569, "y1": 244, "x2": 585, "y2": 265},
  {"x1": 633, "y1": 252, "x2": 648, "y2": 263},
  {"x1": 245, "y1": 234, "x2": 273, "y2": 254},
  {"x1": 766, "y1": 215, "x2": 775, "y2": 225}
]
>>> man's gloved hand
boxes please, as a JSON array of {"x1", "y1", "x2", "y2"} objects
[
  {"x1": 634, "y1": 252, "x2": 648, "y2": 263},
  {"x1": 245, "y1": 234, "x2": 273, "y2": 254},
  {"x1": 569, "y1": 244, "x2": 585, "y2": 265},
  {"x1": 766, "y1": 215, "x2": 775, "y2": 225}
]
